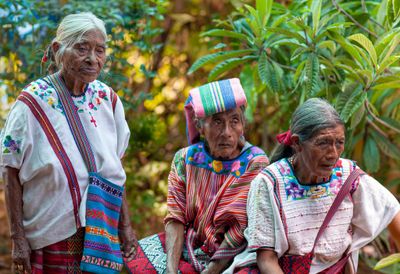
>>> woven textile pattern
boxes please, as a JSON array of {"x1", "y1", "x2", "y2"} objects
[{"x1": 80, "y1": 174, "x2": 124, "y2": 273}]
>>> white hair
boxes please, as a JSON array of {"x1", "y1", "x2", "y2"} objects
[{"x1": 52, "y1": 12, "x2": 107, "y2": 69}]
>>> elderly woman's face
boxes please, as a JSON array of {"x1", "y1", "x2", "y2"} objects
[
  {"x1": 62, "y1": 29, "x2": 106, "y2": 83},
  {"x1": 200, "y1": 108, "x2": 244, "y2": 160},
  {"x1": 296, "y1": 124, "x2": 345, "y2": 181}
]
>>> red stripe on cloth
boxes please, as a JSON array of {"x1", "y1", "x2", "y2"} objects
[{"x1": 18, "y1": 92, "x2": 81, "y2": 228}]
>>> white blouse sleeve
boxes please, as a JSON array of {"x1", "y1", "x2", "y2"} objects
[
  {"x1": 245, "y1": 172, "x2": 288, "y2": 256},
  {"x1": 113, "y1": 96, "x2": 130, "y2": 159},
  {"x1": 0, "y1": 101, "x2": 33, "y2": 171},
  {"x1": 350, "y1": 173, "x2": 400, "y2": 251}
]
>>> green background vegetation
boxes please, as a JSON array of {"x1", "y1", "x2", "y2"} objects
[{"x1": 1, "y1": 0, "x2": 399, "y2": 272}]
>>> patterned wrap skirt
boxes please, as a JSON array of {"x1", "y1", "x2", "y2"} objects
[{"x1": 30, "y1": 228, "x2": 89, "y2": 274}]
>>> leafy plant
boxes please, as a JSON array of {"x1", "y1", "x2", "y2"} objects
[{"x1": 189, "y1": 0, "x2": 400, "y2": 177}]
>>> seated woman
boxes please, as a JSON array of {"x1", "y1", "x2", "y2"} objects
[
  {"x1": 228, "y1": 98, "x2": 400, "y2": 274},
  {"x1": 125, "y1": 78, "x2": 269, "y2": 273}
]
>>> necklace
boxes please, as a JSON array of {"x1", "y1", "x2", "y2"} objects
[{"x1": 289, "y1": 156, "x2": 295, "y2": 166}]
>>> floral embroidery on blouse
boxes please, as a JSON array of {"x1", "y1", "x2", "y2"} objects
[
  {"x1": 24, "y1": 79, "x2": 111, "y2": 128},
  {"x1": 277, "y1": 158, "x2": 344, "y2": 201},
  {"x1": 2, "y1": 135, "x2": 21, "y2": 154},
  {"x1": 74, "y1": 84, "x2": 109, "y2": 114},
  {"x1": 186, "y1": 142, "x2": 265, "y2": 178},
  {"x1": 24, "y1": 81, "x2": 63, "y2": 113}
]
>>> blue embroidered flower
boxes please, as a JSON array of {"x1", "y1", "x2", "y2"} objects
[
  {"x1": 285, "y1": 181, "x2": 305, "y2": 199},
  {"x1": 3, "y1": 135, "x2": 21, "y2": 154},
  {"x1": 193, "y1": 152, "x2": 205, "y2": 164}
]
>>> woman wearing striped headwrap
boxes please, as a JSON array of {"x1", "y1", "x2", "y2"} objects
[{"x1": 125, "y1": 78, "x2": 269, "y2": 273}]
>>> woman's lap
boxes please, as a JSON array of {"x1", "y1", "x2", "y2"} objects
[{"x1": 125, "y1": 232, "x2": 198, "y2": 274}]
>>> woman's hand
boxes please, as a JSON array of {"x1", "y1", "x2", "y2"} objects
[
  {"x1": 257, "y1": 249, "x2": 283, "y2": 274},
  {"x1": 11, "y1": 236, "x2": 31, "y2": 274},
  {"x1": 119, "y1": 225, "x2": 138, "y2": 261},
  {"x1": 118, "y1": 189, "x2": 138, "y2": 261}
]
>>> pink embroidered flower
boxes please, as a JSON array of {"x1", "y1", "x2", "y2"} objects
[
  {"x1": 329, "y1": 178, "x2": 341, "y2": 194},
  {"x1": 98, "y1": 90, "x2": 107, "y2": 98},
  {"x1": 95, "y1": 98, "x2": 102, "y2": 105},
  {"x1": 88, "y1": 102, "x2": 94, "y2": 109},
  {"x1": 232, "y1": 160, "x2": 241, "y2": 171},
  {"x1": 279, "y1": 163, "x2": 291, "y2": 176}
]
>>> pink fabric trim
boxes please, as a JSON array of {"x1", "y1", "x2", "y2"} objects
[
  {"x1": 189, "y1": 87, "x2": 205, "y2": 118},
  {"x1": 231, "y1": 78, "x2": 247, "y2": 108}
]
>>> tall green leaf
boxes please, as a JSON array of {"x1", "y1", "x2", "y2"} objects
[
  {"x1": 201, "y1": 29, "x2": 249, "y2": 41},
  {"x1": 267, "y1": 27, "x2": 307, "y2": 44},
  {"x1": 377, "y1": 55, "x2": 400, "y2": 74},
  {"x1": 311, "y1": 0, "x2": 322, "y2": 34},
  {"x1": 348, "y1": 33, "x2": 378, "y2": 68},
  {"x1": 336, "y1": 85, "x2": 367, "y2": 123},
  {"x1": 188, "y1": 49, "x2": 255, "y2": 74},
  {"x1": 258, "y1": 52, "x2": 279, "y2": 93},
  {"x1": 363, "y1": 136, "x2": 380, "y2": 172},
  {"x1": 370, "y1": 129, "x2": 400, "y2": 160},
  {"x1": 256, "y1": 0, "x2": 272, "y2": 27},
  {"x1": 305, "y1": 53, "x2": 319, "y2": 95},
  {"x1": 208, "y1": 56, "x2": 256, "y2": 81},
  {"x1": 350, "y1": 103, "x2": 365, "y2": 129},
  {"x1": 328, "y1": 31, "x2": 364, "y2": 68},
  {"x1": 372, "y1": 80, "x2": 400, "y2": 90}
]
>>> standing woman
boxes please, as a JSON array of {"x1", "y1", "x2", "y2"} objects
[
  {"x1": 1, "y1": 13, "x2": 137, "y2": 273},
  {"x1": 229, "y1": 98, "x2": 400, "y2": 273}
]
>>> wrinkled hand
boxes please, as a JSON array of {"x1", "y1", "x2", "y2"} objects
[
  {"x1": 11, "y1": 237, "x2": 31, "y2": 274},
  {"x1": 119, "y1": 225, "x2": 138, "y2": 261}
]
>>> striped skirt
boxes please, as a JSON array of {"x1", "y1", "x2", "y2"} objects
[{"x1": 31, "y1": 228, "x2": 88, "y2": 274}]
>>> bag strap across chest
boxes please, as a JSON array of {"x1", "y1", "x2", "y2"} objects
[
  {"x1": 272, "y1": 165, "x2": 364, "y2": 253},
  {"x1": 47, "y1": 72, "x2": 97, "y2": 173}
]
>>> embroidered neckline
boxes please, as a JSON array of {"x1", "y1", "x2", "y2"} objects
[
  {"x1": 186, "y1": 141, "x2": 265, "y2": 178},
  {"x1": 277, "y1": 158, "x2": 344, "y2": 200}
]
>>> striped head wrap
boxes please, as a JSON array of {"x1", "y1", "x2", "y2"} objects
[{"x1": 184, "y1": 78, "x2": 247, "y2": 144}]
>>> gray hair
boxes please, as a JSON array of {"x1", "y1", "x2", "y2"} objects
[
  {"x1": 271, "y1": 98, "x2": 344, "y2": 163},
  {"x1": 51, "y1": 12, "x2": 107, "y2": 70}
]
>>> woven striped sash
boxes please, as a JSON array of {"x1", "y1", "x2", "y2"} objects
[
  {"x1": 18, "y1": 92, "x2": 81, "y2": 228},
  {"x1": 47, "y1": 72, "x2": 124, "y2": 273}
]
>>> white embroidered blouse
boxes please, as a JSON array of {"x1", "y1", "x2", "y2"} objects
[
  {"x1": 0, "y1": 78, "x2": 130, "y2": 249},
  {"x1": 225, "y1": 158, "x2": 400, "y2": 274}
]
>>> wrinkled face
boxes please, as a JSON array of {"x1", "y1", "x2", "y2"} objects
[
  {"x1": 61, "y1": 29, "x2": 106, "y2": 83},
  {"x1": 296, "y1": 125, "x2": 345, "y2": 181},
  {"x1": 200, "y1": 108, "x2": 244, "y2": 160}
]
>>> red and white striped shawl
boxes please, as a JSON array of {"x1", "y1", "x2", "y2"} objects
[{"x1": 165, "y1": 142, "x2": 269, "y2": 258}]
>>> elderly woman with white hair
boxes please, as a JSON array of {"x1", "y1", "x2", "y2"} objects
[{"x1": 1, "y1": 13, "x2": 137, "y2": 273}]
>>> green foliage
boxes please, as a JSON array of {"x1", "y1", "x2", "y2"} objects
[
  {"x1": 190, "y1": 0, "x2": 400, "y2": 176},
  {"x1": 374, "y1": 253, "x2": 400, "y2": 273}
]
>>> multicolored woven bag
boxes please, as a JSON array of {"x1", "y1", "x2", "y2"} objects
[{"x1": 48, "y1": 73, "x2": 124, "y2": 273}]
